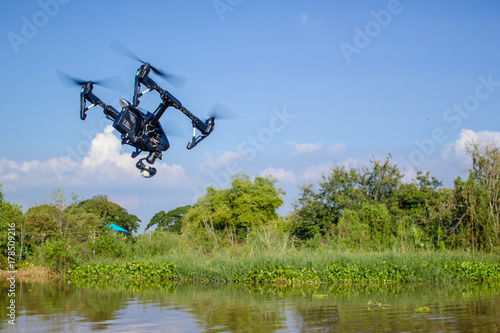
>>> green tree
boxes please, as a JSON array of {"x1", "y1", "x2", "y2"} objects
[
  {"x1": 450, "y1": 142, "x2": 500, "y2": 251},
  {"x1": 358, "y1": 203, "x2": 394, "y2": 249},
  {"x1": 361, "y1": 155, "x2": 403, "y2": 204},
  {"x1": 394, "y1": 171, "x2": 451, "y2": 249},
  {"x1": 79, "y1": 195, "x2": 141, "y2": 233},
  {"x1": 0, "y1": 194, "x2": 24, "y2": 268},
  {"x1": 290, "y1": 156, "x2": 450, "y2": 248},
  {"x1": 23, "y1": 204, "x2": 60, "y2": 253},
  {"x1": 146, "y1": 205, "x2": 191, "y2": 232},
  {"x1": 291, "y1": 165, "x2": 365, "y2": 240},
  {"x1": 291, "y1": 157, "x2": 404, "y2": 241},
  {"x1": 336, "y1": 209, "x2": 368, "y2": 249},
  {"x1": 183, "y1": 174, "x2": 284, "y2": 243},
  {"x1": 24, "y1": 188, "x2": 102, "y2": 244}
]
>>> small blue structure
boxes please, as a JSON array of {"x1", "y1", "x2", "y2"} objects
[{"x1": 106, "y1": 223, "x2": 129, "y2": 233}]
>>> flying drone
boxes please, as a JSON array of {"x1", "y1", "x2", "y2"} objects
[{"x1": 61, "y1": 42, "x2": 216, "y2": 178}]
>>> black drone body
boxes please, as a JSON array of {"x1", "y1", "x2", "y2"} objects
[{"x1": 77, "y1": 62, "x2": 214, "y2": 178}]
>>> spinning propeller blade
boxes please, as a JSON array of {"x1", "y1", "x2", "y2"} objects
[
  {"x1": 208, "y1": 102, "x2": 240, "y2": 120},
  {"x1": 111, "y1": 40, "x2": 186, "y2": 88},
  {"x1": 56, "y1": 70, "x2": 126, "y2": 92}
]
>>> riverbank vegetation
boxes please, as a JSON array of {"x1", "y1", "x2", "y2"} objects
[{"x1": 1, "y1": 141, "x2": 500, "y2": 283}]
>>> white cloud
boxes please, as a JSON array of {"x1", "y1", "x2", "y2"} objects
[
  {"x1": 287, "y1": 141, "x2": 324, "y2": 155},
  {"x1": 0, "y1": 125, "x2": 193, "y2": 191},
  {"x1": 442, "y1": 129, "x2": 500, "y2": 160},
  {"x1": 198, "y1": 151, "x2": 244, "y2": 172},
  {"x1": 259, "y1": 167, "x2": 296, "y2": 184},
  {"x1": 81, "y1": 125, "x2": 137, "y2": 177}
]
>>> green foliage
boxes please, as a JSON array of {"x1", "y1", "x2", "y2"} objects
[
  {"x1": 183, "y1": 174, "x2": 285, "y2": 243},
  {"x1": 38, "y1": 238, "x2": 81, "y2": 273},
  {"x1": 290, "y1": 156, "x2": 460, "y2": 252},
  {"x1": 361, "y1": 155, "x2": 404, "y2": 203},
  {"x1": 146, "y1": 205, "x2": 191, "y2": 232},
  {"x1": 63, "y1": 248, "x2": 500, "y2": 285},
  {"x1": 322, "y1": 259, "x2": 500, "y2": 284},
  {"x1": 89, "y1": 230, "x2": 126, "y2": 258},
  {"x1": 0, "y1": 199, "x2": 23, "y2": 269},
  {"x1": 358, "y1": 203, "x2": 394, "y2": 248},
  {"x1": 291, "y1": 156, "x2": 405, "y2": 241},
  {"x1": 131, "y1": 230, "x2": 184, "y2": 258},
  {"x1": 245, "y1": 219, "x2": 292, "y2": 253},
  {"x1": 8, "y1": 141, "x2": 500, "y2": 280},
  {"x1": 79, "y1": 194, "x2": 141, "y2": 233},
  {"x1": 445, "y1": 261, "x2": 500, "y2": 281},
  {"x1": 449, "y1": 142, "x2": 500, "y2": 251},
  {"x1": 337, "y1": 209, "x2": 367, "y2": 249}
]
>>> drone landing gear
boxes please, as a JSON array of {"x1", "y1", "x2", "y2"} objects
[{"x1": 135, "y1": 152, "x2": 161, "y2": 178}]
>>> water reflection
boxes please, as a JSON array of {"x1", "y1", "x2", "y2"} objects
[{"x1": 1, "y1": 280, "x2": 499, "y2": 332}]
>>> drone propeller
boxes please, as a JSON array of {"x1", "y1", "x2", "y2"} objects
[
  {"x1": 208, "y1": 102, "x2": 240, "y2": 120},
  {"x1": 110, "y1": 40, "x2": 187, "y2": 89},
  {"x1": 56, "y1": 70, "x2": 126, "y2": 92}
]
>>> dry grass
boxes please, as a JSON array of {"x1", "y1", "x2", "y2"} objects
[{"x1": 0, "y1": 265, "x2": 58, "y2": 282}]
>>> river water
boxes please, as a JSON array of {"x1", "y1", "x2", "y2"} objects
[{"x1": 1, "y1": 280, "x2": 499, "y2": 332}]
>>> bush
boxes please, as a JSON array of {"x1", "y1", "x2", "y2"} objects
[
  {"x1": 89, "y1": 230, "x2": 126, "y2": 258},
  {"x1": 39, "y1": 238, "x2": 80, "y2": 273}
]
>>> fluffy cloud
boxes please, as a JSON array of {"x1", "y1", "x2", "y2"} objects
[
  {"x1": 286, "y1": 142, "x2": 346, "y2": 156},
  {"x1": 0, "y1": 125, "x2": 193, "y2": 191},
  {"x1": 259, "y1": 167, "x2": 296, "y2": 184},
  {"x1": 442, "y1": 129, "x2": 500, "y2": 160},
  {"x1": 287, "y1": 141, "x2": 324, "y2": 155}
]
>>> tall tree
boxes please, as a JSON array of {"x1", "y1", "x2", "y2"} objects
[
  {"x1": 451, "y1": 142, "x2": 500, "y2": 251},
  {"x1": 78, "y1": 195, "x2": 141, "y2": 233},
  {"x1": 183, "y1": 174, "x2": 284, "y2": 240},
  {"x1": 146, "y1": 205, "x2": 191, "y2": 232}
]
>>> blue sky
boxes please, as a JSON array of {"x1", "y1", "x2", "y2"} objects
[{"x1": 1, "y1": 0, "x2": 500, "y2": 232}]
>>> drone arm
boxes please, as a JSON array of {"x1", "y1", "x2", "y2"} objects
[
  {"x1": 80, "y1": 82, "x2": 119, "y2": 121},
  {"x1": 137, "y1": 71, "x2": 212, "y2": 133},
  {"x1": 134, "y1": 65, "x2": 215, "y2": 149}
]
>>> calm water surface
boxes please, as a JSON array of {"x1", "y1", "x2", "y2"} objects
[{"x1": 1, "y1": 280, "x2": 499, "y2": 332}]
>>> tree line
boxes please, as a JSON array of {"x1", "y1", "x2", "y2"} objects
[
  {"x1": 147, "y1": 141, "x2": 500, "y2": 253},
  {"x1": 0, "y1": 189, "x2": 140, "y2": 269},
  {"x1": 1, "y1": 140, "x2": 499, "y2": 271}
]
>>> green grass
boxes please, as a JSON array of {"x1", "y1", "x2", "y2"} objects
[{"x1": 66, "y1": 248, "x2": 500, "y2": 284}]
